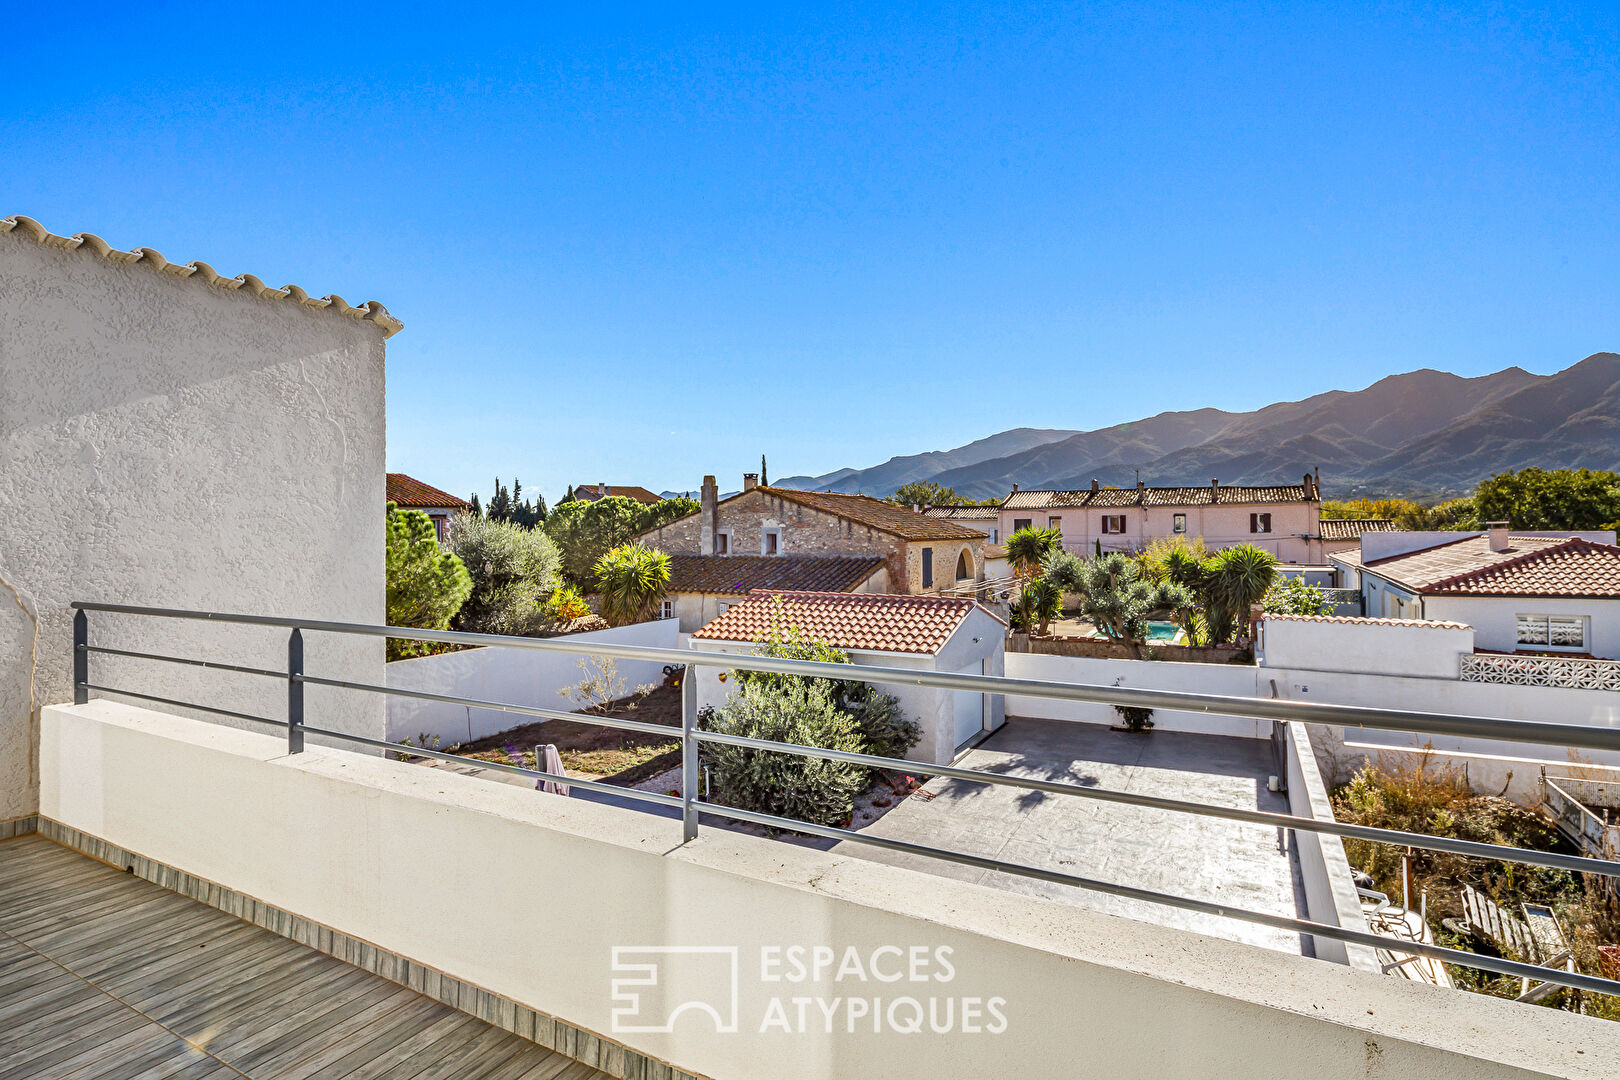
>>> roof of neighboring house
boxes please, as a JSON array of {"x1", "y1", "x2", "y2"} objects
[
  {"x1": 572, "y1": 485, "x2": 664, "y2": 505},
  {"x1": 3, "y1": 214, "x2": 402, "y2": 337},
  {"x1": 983, "y1": 543, "x2": 1008, "y2": 560},
  {"x1": 692, "y1": 590, "x2": 1003, "y2": 654},
  {"x1": 386, "y1": 473, "x2": 471, "y2": 510},
  {"x1": 921, "y1": 505, "x2": 999, "y2": 521},
  {"x1": 1262, "y1": 613, "x2": 1472, "y2": 630},
  {"x1": 1318, "y1": 518, "x2": 1397, "y2": 541},
  {"x1": 756, "y1": 487, "x2": 989, "y2": 541},
  {"x1": 666, "y1": 554, "x2": 885, "y2": 596},
  {"x1": 1002, "y1": 483, "x2": 1311, "y2": 510},
  {"x1": 1360, "y1": 535, "x2": 1620, "y2": 598}
]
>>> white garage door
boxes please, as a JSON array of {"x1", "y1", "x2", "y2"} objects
[{"x1": 952, "y1": 688, "x2": 984, "y2": 749}]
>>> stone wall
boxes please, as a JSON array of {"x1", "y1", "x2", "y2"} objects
[{"x1": 640, "y1": 489, "x2": 912, "y2": 592}]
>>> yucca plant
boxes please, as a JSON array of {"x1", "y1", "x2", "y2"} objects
[
  {"x1": 1201, "y1": 543, "x2": 1277, "y2": 644},
  {"x1": 1013, "y1": 576, "x2": 1064, "y2": 635},
  {"x1": 1006, "y1": 526, "x2": 1061, "y2": 579},
  {"x1": 593, "y1": 543, "x2": 672, "y2": 627}
]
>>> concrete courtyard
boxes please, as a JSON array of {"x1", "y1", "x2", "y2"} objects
[{"x1": 836, "y1": 717, "x2": 1310, "y2": 954}]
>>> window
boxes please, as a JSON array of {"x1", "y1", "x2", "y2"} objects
[
  {"x1": 715, "y1": 529, "x2": 732, "y2": 555},
  {"x1": 761, "y1": 528, "x2": 781, "y2": 556},
  {"x1": 1173, "y1": 513, "x2": 1186, "y2": 534},
  {"x1": 1012, "y1": 518, "x2": 1032, "y2": 533},
  {"x1": 955, "y1": 549, "x2": 972, "y2": 581},
  {"x1": 1101, "y1": 515, "x2": 1126, "y2": 534},
  {"x1": 658, "y1": 599, "x2": 675, "y2": 620},
  {"x1": 988, "y1": 528, "x2": 999, "y2": 544},
  {"x1": 716, "y1": 601, "x2": 733, "y2": 616},
  {"x1": 922, "y1": 547, "x2": 933, "y2": 588},
  {"x1": 1250, "y1": 513, "x2": 1272, "y2": 534},
  {"x1": 1517, "y1": 614, "x2": 1587, "y2": 652}
]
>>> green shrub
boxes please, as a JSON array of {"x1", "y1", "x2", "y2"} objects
[
  {"x1": 1263, "y1": 576, "x2": 1333, "y2": 616},
  {"x1": 702, "y1": 680, "x2": 868, "y2": 827},
  {"x1": 385, "y1": 503, "x2": 473, "y2": 660},
  {"x1": 546, "y1": 583, "x2": 591, "y2": 622},
  {"x1": 450, "y1": 514, "x2": 561, "y2": 636}
]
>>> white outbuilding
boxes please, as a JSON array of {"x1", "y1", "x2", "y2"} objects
[{"x1": 689, "y1": 590, "x2": 1007, "y2": 765}]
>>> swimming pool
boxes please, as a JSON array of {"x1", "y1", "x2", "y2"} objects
[{"x1": 1144, "y1": 620, "x2": 1183, "y2": 643}]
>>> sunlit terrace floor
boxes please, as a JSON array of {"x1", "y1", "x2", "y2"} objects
[
  {"x1": 0, "y1": 835, "x2": 607, "y2": 1080},
  {"x1": 835, "y1": 717, "x2": 1311, "y2": 954}
]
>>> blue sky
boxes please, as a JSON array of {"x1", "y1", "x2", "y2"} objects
[{"x1": 5, "y1": 3, "x2": 1617, "y2": 504}]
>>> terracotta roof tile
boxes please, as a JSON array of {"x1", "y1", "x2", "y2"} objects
[
  {"x1": 386, "y1": 473, "x2": 470, "y2": 510},
  {"x1": 1318, "y1": 518, "x2": 1397, "y2": 541},
  {"x1": 666, "y1": 555, "x2": 884, "y2": 596},
  {"x1": 1001, "y1": 484, "x2": 1310, "y2": 510},
  {"x1": 692, "y1": 590, "x2": 1002, "y2": 654},
  {"x1": 759, "y1": 488, "x2": 989, "y2": 541},
  {"x1": 1359, "y1": 534, "x2": 1608, "y2": 594},
  {"x1": 1262, "y1": 613, "x2": 1471, "y2": 630},
  {"x1": 3, "y1": 214, "x2": 402, "y2": 337},
  {"x1": 573, "y1": 484, "x2": 664, "y2": 505}
]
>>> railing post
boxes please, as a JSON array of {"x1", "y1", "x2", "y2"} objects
[
  {"x1": 681, "y1": 663, "x2": 698, "y2": 842},
  {"x1": 287, "y1": 627, "x2": 304, "y2": 754},
  {"x1": 72, "y1": 609, "x2": 88, "y2": 705}
]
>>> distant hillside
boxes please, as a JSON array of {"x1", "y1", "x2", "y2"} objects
[{"x1": 774, "y1": 354, "x2": 1619, "y2": 501}]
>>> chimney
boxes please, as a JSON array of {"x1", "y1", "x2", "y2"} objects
[
  {"x1": 1211, "y1": 478, "x2": 1220, "y2": 502},
  {"x1": 1487, "y1": 521, "x2": 1511, "y2": 552},
  {"x1": 700, "y1": 475, "x2": 718, "y2": 555},
  {"x1": 1090, "y1": 478, "x2": 1099, "y2": 492},
  {"x1": 742, "y1": 472, "x2": 759, "y2": 492},
  {"x1": 598, "y1": 482, "x2": 609, "y2": 496},
  {"x1": 1313, "y1": 466, "x2": 1321, "y2": 498},
  {"x1": 1136, "y1": 480, "x2": 1145, "y2": 492},
  {"x1": 1011, "y1": 483, "x2": 1019, "y2": 492},
  {"x1": 1303, "y1": 472, "x2": 1315, "y2": 500}
]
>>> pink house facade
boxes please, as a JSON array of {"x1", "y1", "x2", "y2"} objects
[{"x1": 999, "y1": 474, "x2": 1326, "y2": 563}]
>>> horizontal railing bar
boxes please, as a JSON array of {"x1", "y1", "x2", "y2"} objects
[
  {"x1": 693, "y1": 799, "x2": 1620, "y2": 998},
  {"x1": 80, "y1": 684, "x2": 287, "y2": 730},
  {"x1": 295, "y1": 724, "x2": 684, "y2": 810},
  {"x1": 292, "y1": 674, "x2": 678, "y2": 739},
  {"x1": 693, "y1": 730, "x2": 1620, "y2": 878},
  {"x1": 67, "y1": 601, "x2": 1620, "y2": 752},
  {"x1": 80, "y1": 644, "x2": 286, "y2": 681}
]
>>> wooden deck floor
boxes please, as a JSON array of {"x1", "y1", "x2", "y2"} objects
[{"x1": 0, "y1": 835, "x2": 608, "y2": 1080}]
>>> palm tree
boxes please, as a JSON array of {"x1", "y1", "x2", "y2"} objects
[
  {"x1": 1202, "y1": 544, "x2": 1277, "y2": 644},
  {"x1": 593, "y1": 543, "x2": 672, "y2": 627},
  {"x1": 1005, "y1": 526, "x2": 1060, "y2": 579},
  {"x1": 1013, "y1": 577, "x2": 1063, "y2": 635}
]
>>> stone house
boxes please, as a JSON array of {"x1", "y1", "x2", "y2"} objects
[
  {"x1": 635, "y1": 474, "x2": 990, "y2": 605},
  {"x1": 570, "y1": 483, "x2": 664, "y2": 505}
]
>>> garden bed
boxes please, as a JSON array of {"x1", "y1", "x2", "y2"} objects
[
  {"x1": 447, "y1": 684, "x2": 681, "y2": 782},
  {"x1": 1333, "y1": 752, "x2": 1620, "y2": 1019}
]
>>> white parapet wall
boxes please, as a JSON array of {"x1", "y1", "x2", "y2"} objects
[
  {"x1": 383, "y1": 619, "x2": 680, "y2": 745},
  {"x1": 1257, "y1": 614, "x2": 1475, "y2": 679},
  {"x1": 1284, "y1": 721, "x2": 1379, "y2": 971},
  {"x1": 1003, "y1": 652, "x2": 1266, "y2": 738},
  {"x1": 39, "y1": 700, "x2": 1620, "y2": 1080}
]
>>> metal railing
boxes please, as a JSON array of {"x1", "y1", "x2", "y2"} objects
[{"x1": 68, "y1": 600, "x2": 1620, "y2": 1000}]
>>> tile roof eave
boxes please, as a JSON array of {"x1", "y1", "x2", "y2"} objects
[{"x1": 4, "y1": 214, "x2": 403, "y2": 338}]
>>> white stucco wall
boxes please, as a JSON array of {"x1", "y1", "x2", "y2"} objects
[
  {"x1": 1004, "y1": 653, "x2": 1266, "y2": 738},
  {"x1": 0, "y1": 227, "x2": 388, "y2": 821},
  {"x1": 1256, "y1": 616, "x2": 1475, "y2": 678},
  {"x1": 384, "y1": 620, "x2": 680, "y2": 745},
  {"x1": 1422, "y1": 595, "x2": 1620, "y2": 660},
  {"x1": 39, "y1": 700, "x2": 1620, "y2": 1080}
]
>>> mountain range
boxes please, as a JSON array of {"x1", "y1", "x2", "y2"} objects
[{"x1": 773, "y1": 353, "x2": 1620, "y2": 501}]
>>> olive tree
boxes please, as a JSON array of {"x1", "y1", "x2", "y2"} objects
[
  {"x1": 1045, "y1": 550, "x2": 1192, "y2": 660},
  {"x1": 450, "y1": 513, "x2": 562, "y2": 636}
]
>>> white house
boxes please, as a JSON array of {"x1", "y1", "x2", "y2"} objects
[
  {"x1": 1330, "y1": 524, "x2": 1620, "y2": 660},
  {"x1": 688, "y1": 590, "x2": 1007, "y2": 765}
]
